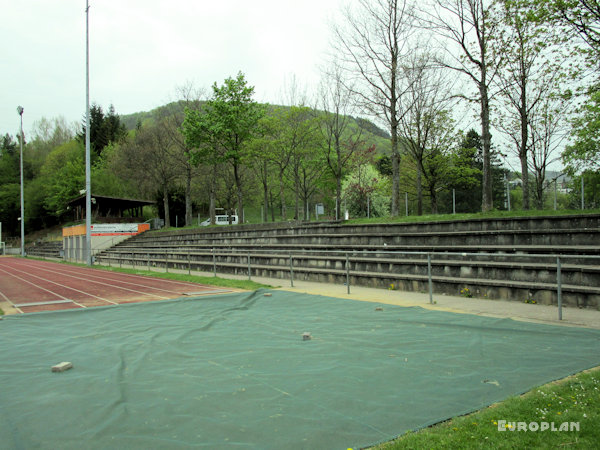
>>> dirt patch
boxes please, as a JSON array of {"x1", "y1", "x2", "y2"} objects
[{"x1": 0, "y1": 300, "x2": 18, "y2": 315}]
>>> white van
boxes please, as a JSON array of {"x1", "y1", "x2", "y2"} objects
[{"x1": 200, "y1": 215, "x2": 239, "y2": 226}]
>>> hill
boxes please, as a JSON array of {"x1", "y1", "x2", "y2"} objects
[{"x1": 121, "y1": 102, "x2": 392, "y2": 155}]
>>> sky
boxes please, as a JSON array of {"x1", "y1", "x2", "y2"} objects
[{"x1": 1, "y1": 0, "x2": 346, "y2": 137}]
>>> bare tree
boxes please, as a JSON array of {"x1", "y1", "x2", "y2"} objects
[
  {"x1": 528, "y1": 94, "x2": 571, "y2": 209},
  {"x1": 398, "y1": 51, "x2": 457, "y2": 215},
  {"x1": 492, "y1": 0, "x2": 569, "y2": 210},
  {"x1": 422, "y1": 0, "x2": 500, "y2": 212},
  {"x1": 115, "y1": 122, "x2": 179, "y2": 227},
  {"x1": 333, "y1": 0, "x2": 417, "y2": 216},
  {"x1": 159, "y1": 83, "x2": 206, "y2": 226},
  {"x1": 317, "y1": 62, "x2": 364, "y2": 220}
]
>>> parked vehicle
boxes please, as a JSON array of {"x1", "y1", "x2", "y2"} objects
[{"x1": 200, "y1": 215, "x2": 239, "y2": 226}]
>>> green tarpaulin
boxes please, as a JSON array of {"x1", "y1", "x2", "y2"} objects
[{"x1": 1, "y1": 289, "x2": 599, "y2": 449}]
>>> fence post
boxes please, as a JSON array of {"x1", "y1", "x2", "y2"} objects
[
  {"x1": 247, "y1": 252, "x2": 251, "y2": 280},
  {"x1": 290, "y1": 255, "x2": 294, "y2": 287},
  {"x1": 557, "y1": 256, "x2": 563, "y2": 321},
  {"x1": 346, "y1": 253, "x2": 350, "y2": 294},
  {"x1": 452, "y1": 189, "x2": 456, "y2": 214},
  {"x1": 427, "y1": 253, "x2": 433, "y2": 304}
]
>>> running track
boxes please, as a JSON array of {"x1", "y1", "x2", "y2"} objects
[{"x1": 0, "y1": 257, "x2": 233, "y2": 314}]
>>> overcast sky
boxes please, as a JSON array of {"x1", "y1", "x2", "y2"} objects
[{"x1": 1, "y1": 0, "x2": 346, "y2": 137}]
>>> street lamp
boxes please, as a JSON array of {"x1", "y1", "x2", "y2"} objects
[{"x1": 17, "y1": 106, "x2": 25, "y2": 257}]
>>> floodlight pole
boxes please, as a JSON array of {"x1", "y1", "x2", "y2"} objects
[
  {"x1": 17, "y1": 106, "x2": 25, "y2": 257},
  {"x1": 85, "y1": 0, "x2": 92, "y2": 265}
]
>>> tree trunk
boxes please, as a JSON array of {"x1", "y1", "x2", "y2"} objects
[
  {"x1": 209, "y1": 171, "x2": 216, "y2": 225},
  {"x1": 163, "y1": 187, "x2": 170, "y2": 228},
  {"x1": 185, "y1": 166, "x2": 192, "y2": 226},
  {"x1": 263, "y1": 161, "x2": 269, "y2": 222},
  {"x1": 480, "y1": 81, "x2": 493, "y2": 212},
  {"x1": 520, "y1": 152, "x2": 529, "y2": 210},
  {"x1": 294, "y1": 176, "x2": 300, "y2": 220},
  {"x1": 430, "y1": 186, "x2": 438, "y2": 214},
  {"x1": 279, "y1": 171, "x2": 287, "y2": 221},
  {"x1": 519, "y1": 69, "x2": 530, "y2": 210},
  {"x1": 416, "y1": 163, "x2": 423, "y2": 216},
  {"x1": 390, "y1": 96, "x2": 400, "y2": 216},
  {"x1": 233, "y1": 160, "x2": 244, "y2": 224},
  {"x1": 335, "y1": 136, "x2": 342, "y2": 221},
  {"x1": 336, "y1": 176, "x2": 342, "y2": 221}
]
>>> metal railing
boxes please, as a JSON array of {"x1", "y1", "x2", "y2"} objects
[{"x1": 83, "y1": 247, "x2": 600, "y2": 321}]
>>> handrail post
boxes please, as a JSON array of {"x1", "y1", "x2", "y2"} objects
[
  {"x1": 557, "y1": 256, "x2": 562, "y2": 321},
  {"x1": 213, "y1": 247, "x2": 216, "y2": 277},
  {"x1": 427, "y1": 253, "x2": 433, "y2": 304},
  {"x1": 247, "y1": 252, "x2": 251, "y2": 280},
  {"x1": 346, "y1": 253, "x2": 350, "y2": 294}
]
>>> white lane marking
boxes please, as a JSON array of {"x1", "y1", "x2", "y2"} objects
[
  {"x1": 0, "y1": 267, "x2": 87, "y2": 308},
  {"x1": 28, "y1": 263, "x2": 201, "y2": 296},
  {"x1": 6, "y1": 264, "x2": 168, "y2": 300}
]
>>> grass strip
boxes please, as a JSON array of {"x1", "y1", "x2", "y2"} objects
[
  {"x1": 23, "y1": 257, "x2": 272, "y2": 291},
  {"x1": 93, "y1": 264, "x2": 272, "y2": 291},
  {"x1": 346, "y1": 208, "x2": 600, "y2": 226},
  {"x1": 374, "y1": 367, "x2": 600, "y2": 449}
]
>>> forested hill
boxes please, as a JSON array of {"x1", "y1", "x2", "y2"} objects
[{"x1": 121, "y1": 101, "x2": 391, "y2": 149}]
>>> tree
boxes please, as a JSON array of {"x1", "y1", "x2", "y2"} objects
[
  {"x1": 342, "y1": 146, "x2": 390, "y2": 218},
  {"x1": 397, "y1": 51, "x2": 457, "y2": 215},
  {"x1": 534, "y1": 0, "x2": 600, "y2": 60},
  {"x1": 183, "y1": 72, "x2": 264, "y2": 224},
  {"x1": 423, "y1": 0, "x2": 500, "y2": 212},
  {"x1": 317, "y1": 62, "x2": 365, "y2": 220},
  {"x1": 563, "y1": 87, "x2": 600, "y2": 174},
  {"x1": 492, "y1": 0, "x2": 570, "y2": 210},
  {"x1": 528, "y1": 94, "x2": 570, "y2": 208},
  {"x1": 115, "y1": 122, "x2": 179, "y2": 227},
  {"x1": 39, "y1": 140, "x2": 85, "y2": 219},
  {"x1": 78, "y1": 103, "x2": 127, "y2": 157},
  {"x1": 333, "y1": 0, "x2": 417, "y2": 216}
]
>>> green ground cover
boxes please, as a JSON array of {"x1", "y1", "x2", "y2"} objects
[
  {"x1": 95, "y1": 265, "x2": 272, "y2": 291},
  {"x1": 376, "y1": 367, "x2": 600, "y2": 449}
]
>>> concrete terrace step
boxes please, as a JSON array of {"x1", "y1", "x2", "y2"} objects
[
  {"x1": 106, "y1": 243, "x2": 600, "y2": 257},
  {"x1": 93, "y1": 213, "x2": 600, "y2": 309}
]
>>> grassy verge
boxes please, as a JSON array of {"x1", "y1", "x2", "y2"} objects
[
  {"x1": 24, "y1": 256, "x2": 273, "y2": 291},
  {"x1": 93, "y1": 264, "x2": 272, "y2": 291},
  {"x1": 347, "y1": 208, "x2": 600, "y2": 226},
  {"x1": 374, "y1": 367, "x2": 600, "y2": 449}
]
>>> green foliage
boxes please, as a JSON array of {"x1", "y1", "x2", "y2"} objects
[
  {"x1": 93, "y1": 265, "x2": 272, "y2": 291},
  {"x1": 182, "y1": 72, "x2": 265, "y2": 223},
  {"x1": 0, "y1": 137, "x2": 20, "y2": 184},
  {"x1": 78, "y1": 103, "x2": 127, "y2": 157},
  {"x1": 39, "y1": 140, "x2": 85, "y2": 218},
  {"x1": 563, "y1": 87, "x2": 600, "y2": 174},
  {"x1": 183, "y1": 72, "x2": 265, "y2": 166},
  {"x1": 377, "y1": 368, "x2": 600, "y2": 449},
  {"x1": 342, "y1": 163, "x2": 390, "y2": 218},
  {"x1": 0, "y1": 183, "x2": 20, "y2": 235}
]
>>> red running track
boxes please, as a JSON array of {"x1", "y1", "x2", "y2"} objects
[{"x1": 0, "y1": 257, "x2": 233, "y2": 314}]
